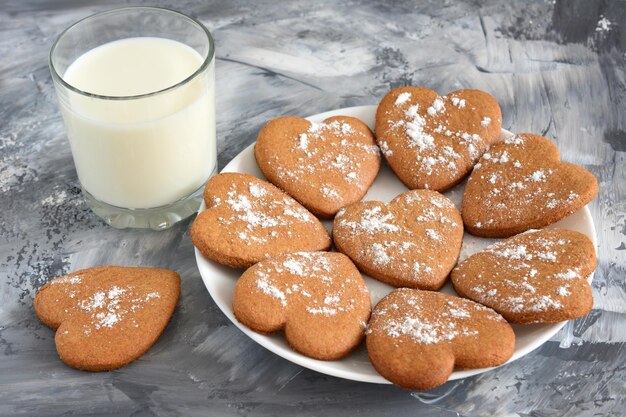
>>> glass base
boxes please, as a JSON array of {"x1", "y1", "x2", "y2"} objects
[{"x1": 83, "y1": 173, "x2": 214, "y2": 230}]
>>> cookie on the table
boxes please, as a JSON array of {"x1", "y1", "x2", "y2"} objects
[
  {"x1": 34, "y1": 266, "x2": 180, "y2": 371},
  {"x1": 233, "y1": 252, "x2": 371, "y2": 360},
  {"x1": 375, "y1": 86, "x2": 502, "y2": 191},
  {"x1": 451, "y1": 228, "x2": 596, "y2": 324},
  {"x1": 366, "y1": 288, "x2": 514, "y2": 390},
  {"x1": 190, "y1": 173, "x2": 331, "y2": 268},
  {"x1": 333, "y1": 189, "x2": 463, "y2": 290},
  {"x1": 255, "y1": 116, "x2": 380, "y2": 218},
  {"x1": 462, "y1": 133, "x2": 598, "y2": 238}
]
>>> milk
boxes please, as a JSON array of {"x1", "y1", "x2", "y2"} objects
[{"x1": 60, "y1": 37, "x2": 216, "y2": 209}]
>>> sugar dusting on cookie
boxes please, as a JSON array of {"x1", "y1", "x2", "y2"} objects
[
  {"x1": 234, "y1": 251, "x2": 371, "y2": 361},
  {"x1": 386, "y1": 90, "x2": 499, "y2": 183},
  {"x1": 50, "y1": 275, "x2": 82, "y2": 285},
  {"x1": 248, "y1": 252, "x2": 366, "y2": 316},
  {"x1": 377, "y1": 87, "x2": 503, "y2": 192},
  {"x1": 370, "y1": 289, "x2": 505, "y2": 347},
  {"x1": 213, "y1": 179, "x2": 316, "y2": 247},
  {"x1": 463, "y1": 133, "x2": 598, "y2": 237},
  {"x1": 366, "y1": 287, "x2": 514, "y2": 390},
  {"x1": 34, "y1": 266, "x2": 181, "y2": 371},
  {"x1": 279, "y1": 119, "x2": 378, "y2": 194},
  {"x1": 48, "y1": 276, "x2": 163, "y2": 335},
  {"x1": 471, "y1": 144, "x2": 577, "y2": 227},
  {"x1": 452, "y1": 229, "x2": 595, "y2": 322},
  {"x1": 78, "y1": 285, "x2": 160, "y2": 332},
  {"x1": 334, "y1": 190, "x2": 462, "y2": 289},
  {"x1": 337, "y1": 205, "x2": 401, "y2": 234}
]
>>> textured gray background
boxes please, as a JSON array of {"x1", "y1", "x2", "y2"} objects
[{"x1": 1, "y1": 0, "x2": 625, "y2": 416}]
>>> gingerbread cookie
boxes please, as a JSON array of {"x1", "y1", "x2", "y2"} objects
[
  {"x1": 375, "y1": 86, "x2": 502, "y2": 191},
  {"x1": 190, "y1": 173, "x2": 331, "y2": 268},
  {"x1": 366, "y1": 289, "x2": 514, "y2": 390},
  {"x1": 451, "y1": 228, "x2": 596, "y2": 324},
  {"x1": 462, "y1": 133, "x2": 598, "y2": 238},
  {"x1": 255, "y1": 116, "x2": 381, "y2": 218},
  {"x1": 233, "y1": 252, "x2": 371, "y2": 360},
  {"x1": 333, "y1": 189, "x2": 463, "y2": 290},
  {"x1": 34, "y1": 266, "x2": 180, "y2": 371}
]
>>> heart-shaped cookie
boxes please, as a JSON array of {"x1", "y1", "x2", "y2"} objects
[
  {"x1": 233, "y1": 252, "x2": 371, "y2": 360},
  {"x1": 375, "y1": 86, "x2": 502, "y2": 191},
  {"x1": 462, "y1": 133, "x2": 598, "y2": 238},
  {"x1": 366, "y1": 288, "x2": 514, "y2": 390},
  {"x1": 33, "y1": 266, "x2": 180, "y2": 371},
  {"x1": 190, "y1": 173, "x2": 331, "y2": 268},
  {"x1": 255, "y1": 116, "x2": 380, "y2": 218},
  {"x1": 332, "y1": 189, "x2": 463, "y2": 290},
  {"x1": 451, "y1": 228, "x2": 596, "y2": 323}
]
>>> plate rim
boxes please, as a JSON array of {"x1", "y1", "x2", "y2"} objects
[{"x1": 193, "y1": 104, "x2": 597, "y2": 384}]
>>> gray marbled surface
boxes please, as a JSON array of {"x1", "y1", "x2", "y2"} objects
[{"x1": 1, "y1": 1, "x2": 625, "y2": 416}]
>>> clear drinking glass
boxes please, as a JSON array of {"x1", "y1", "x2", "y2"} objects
[{"x1": 49, "y1": 7, "x2": 216, "y2": 230}]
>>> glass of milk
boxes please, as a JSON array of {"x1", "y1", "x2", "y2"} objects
[{"x1": 49, "y1": 7, "x2": 216, "y2": 230}]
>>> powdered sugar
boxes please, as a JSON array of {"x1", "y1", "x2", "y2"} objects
[
  {"x1": 426, "y1": 228, "x2": 441, "y2": 241},
  {"x1": 306, "y1": 306, "x2": 338, "y2": 315},
  {"x1": 64, "y1": 283, "x2": 164, "y2": 332},
  {"x1": 528, "y1": 170, "x2": 547, "y2": 182},
  {"x1": 536, "y1": 251, "x2": 557, "y2": 262},
  {"x1": 256, "y1": 278, "x2": 287, "y2": 306},
  {"x1": 80, "y1": 292, "x2": 105, "y2": 311},
  {"x1": 268, "y1": 119, "x2": 379, "y2": 200},
  {"x1": 321, "y1": 185, "x2": 341, "y2": 200},
  {"x1": 505, "y1": 135, "x2": 525, "y2": 145},
  {"x1": 395, "y1": 92, "x2": 411, "y2": 105},
  {"x1": 413, "y1": 262, "x2": 434, "y2": 278},
  {"x1": 336, "y1": 191, "x2": 460, "y2": 286},
  {"x1": 372, "y1": 290, "x2": 503, "y2": 345},
  {"x1": 557, "y1": 285, "x2": 571, "y2": 297},
  {"x1": 239, "y1": 210, "x2": 279, "y2": 229},
  {"x1": 491, "y1": 244, "x2": 533, "y2": 261},
  {"x1": 457, "y1": 230, "x2": 588, "y2": 317},
  {"x1": 249, "y1": 183, "x2": 267, "y2": 198},
  {"x1": 470, "y1": 135, "x2": 586, "y2": 220},
  {"x1": 447, "y1": 302, "x2": 471, "y2": 318},
  {"x1": 365, "y1": 240, "x2": 415, "y2": 266},
  {"x1": 338, "y1": 206, "x2": 400, "y2": 234},
  {"x1": 528, "y1": 295, "x2": 562, "y2": 311},
  {"x1": 404, "y1": 105, "x2": 435, "y2": 151},
  {"x1": 251, "y1": 253, "x2": 365, "y2": 317},
  {"x1": 426, "y1": 97, "x2": 445, "y2": 116},
  {"x1": 385, "y1": 315, "x2": 460, "y2": 343},
  {"x1": 51, "y1": 275, "x2": 82, "y2": 285},
  {"x1": 283, "y1": 206, "x2": 310, "y2": 222},
  {"x1": 226, "y1": 193, "x2": 252, "y2": 212},
  {"x1": 107, "y1": 286, "x2": 126, "y2": 299},
  {"x1": 95, "y1": 311, "x2": 120, "y2": 328},
  {"x1": 216, "y1": 180, "x2": 316, "y2": 246},
  {"x1": 368, "y1": 242, "x2": 393, "y2": 265},
  {"x1": 385, "y1": 90, "x2": 494, "y2": 183},
  {"x1": 451, "y1": 97, "x2": 466, "y2": 108},
  {"x1": 282, "y1": 258, "x2": 305, "y2": 276},
  {"x1": 546, "y1": 192, "x2": 580, "y2": 209},
  {"x1": 298, "y1": 133, "x2": 310, "y2": 156},
  {"x1": 443, "y1": 146, "x2": 460, "y2": 159},
  {"x1": 554, "y1": 269, "x2": 580, "y2": 280},
  {"x1": 378, "y1": 140, "x2": 393, "y2": 157}
]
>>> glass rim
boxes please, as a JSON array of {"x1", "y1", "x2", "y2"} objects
[{"x1": 49, "y1": 6, "x2": 215, "y2": 101}]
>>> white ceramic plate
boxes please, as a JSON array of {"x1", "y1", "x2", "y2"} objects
[{"x1": 194, "y1": 105, "x2": 597, "y2": 384}]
